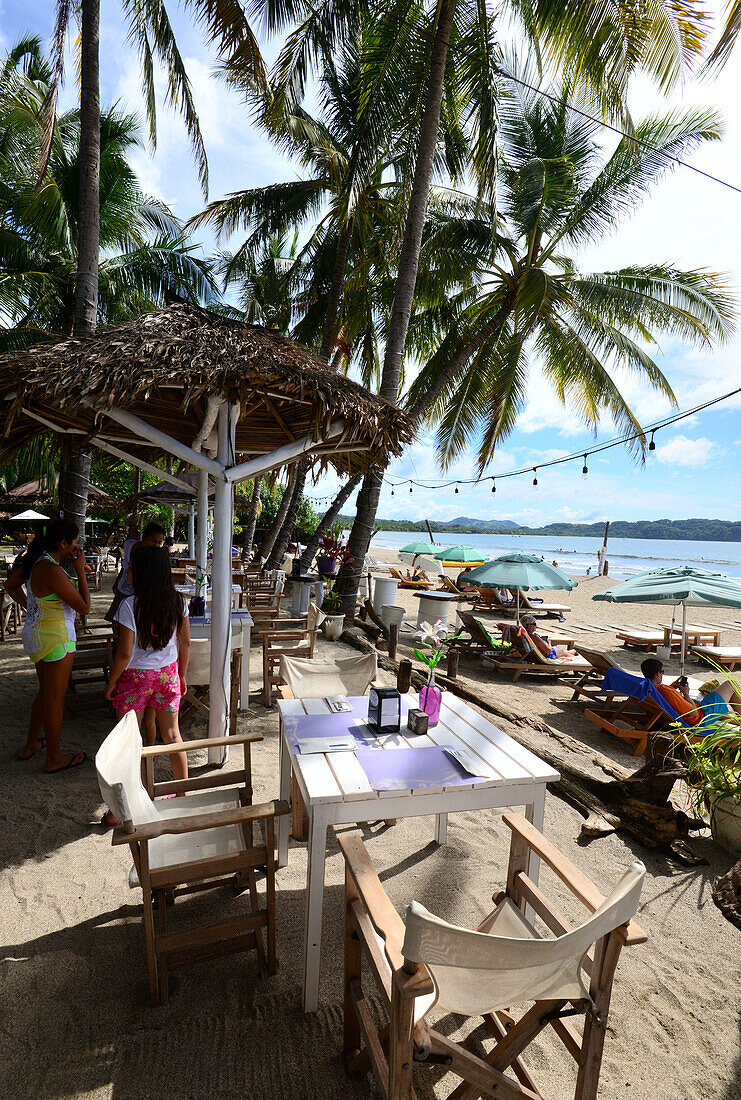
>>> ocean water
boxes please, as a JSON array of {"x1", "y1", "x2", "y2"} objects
[{"x1": 367, "y1": 530, "x2": 741, "y2": 580}]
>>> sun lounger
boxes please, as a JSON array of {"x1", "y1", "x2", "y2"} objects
[
  {"x1": 482, "y1": 644, "x2": 592, "y2": 683},
  {"x1": 616, "y1": 629, "x2": 671, "y2": 651},
  {"x1": 438, "y1": 575, "x2": 469, "y2": 597},
  {"x1": 518, "y1": 592, "x2": 571, "y2": 617},
  {"x1": 560, "y1": 647, "x2": 629, "y2": 703},
  {"x1": 691, "y1": 645, "x2": 741, "y2": 671},
  {"x1": 471, "y1": 587, "x2": 516, "y2": 615},
  {"x1": 583, "y1": 668, "x2": 697, "y2": 756},
  {"x1": 388, "y1": 567, "x2": 429, "y2": 589},
  {"x1": 448, "y1": 611, "x2": 502, "y2": 656}
]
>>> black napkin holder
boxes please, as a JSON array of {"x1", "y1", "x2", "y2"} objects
[{"x1": 368, "y1": 686, "x2": 401, "y2": 733}]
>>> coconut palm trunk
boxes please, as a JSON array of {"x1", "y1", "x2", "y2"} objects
[
  {"x1": 319, "y1": 221, "x2": 353, "y2": 362},
  {"x1": 60, "y1": 0, "x2": 100, "y2": 535},
  {"x1": 259, "y1": 466, "x2": 300, "y2": 563},
  {"x1": 337, "y1": 0, "x2": 454, "y2": 617},
  {"x1": 269, "y1": 459, "x2": 308, "y2": 568},
  {"x1": 299, "y1": 473, "x2": 361, "y2": 571},
  {"x1": 242, "y1": 476, "x2": 262, "y2": 559}
]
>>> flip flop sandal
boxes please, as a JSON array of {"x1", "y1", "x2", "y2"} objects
[
  {"x1": 18, "y1": 738, "x2": 46, "y2": 761},
  {"x1": 45, "y1": 751, "x2": 86, "y2": 774}
]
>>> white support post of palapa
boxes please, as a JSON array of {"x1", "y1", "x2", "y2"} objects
[
  {"x1": 196, "y1": 468, "x2": 208, "y2": 598},
  {"x1": 187, "y1": 502, "x2": 195, "y2": 558},
  {"x1": 208, "y1": 402, "x2": 237, "y2": 762}
]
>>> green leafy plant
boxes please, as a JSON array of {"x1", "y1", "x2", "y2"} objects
[
  {"x1": 672, "y1": 671, "x2": 741, "y2": 832},
  {"x1": 321, "y1": 589, "x2": 343, "y2": 615}
]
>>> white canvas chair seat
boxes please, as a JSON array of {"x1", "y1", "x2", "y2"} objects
[
  {"x1": 340, "y1": 812, "x2": 647, "y2": 1100},
  {"x1": 95, "y1": 711, "x2": 287, "y2": 1006},
  {"x1": 403, "y1": 856, "x2": 644, "y2": 1018},
  {"x1": 279, "y1": 651, "x2": 377, "y2": 698}
]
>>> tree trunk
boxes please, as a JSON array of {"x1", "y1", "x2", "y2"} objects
[
  {"x1": 61, "y1": 0, "x2": 101, "y2": 539},
  {"x1": 335, "y1": 1, "x2": 455, "y2": 609},
  {"x1": 380, "y1": 0, "x2": 453, "y2": 400},
  {"x1": 319, "y1": 221, "x2": 353, "y2": 363},
  {"x1": 242, "y1": 476, "x2": 262, "y2": 560},
  {"x1": 335, "y1": 468, "x2": 384, "y2": 618},
  {"x1": 259, "y1": 466, "x2": 299, "y2": 563},
  {"x1": 299, "y1": 472, "x2": 361, "y2": 571},
  {"x1": 269, "y1": 459, "x2": 308, "y2": 568}
]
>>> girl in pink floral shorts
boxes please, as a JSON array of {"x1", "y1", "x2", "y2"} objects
[{"x1": 105, "y1": 545, "x2": 191, "y2": 825}]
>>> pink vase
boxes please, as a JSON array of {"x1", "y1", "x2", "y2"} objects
[{"x1": 419, "y1": 673, "x2": 441, "y2": 726}]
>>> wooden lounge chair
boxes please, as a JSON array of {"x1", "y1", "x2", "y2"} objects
[
  {"x1": 96, "y1": 711, "x2": 287, "y2": 1006},
  {"x1": 583, "y1": 693, "x2": 677, "y2": 756},
  {"x1": 389, "y1": 567, "x2": 429, "y2": 589},
  {"x1": 518, "y1": 591, "x2": 571, "y2": 617},
  {"x1": 448, "y1": 610, "x2": 501, "y2": 656},
  {"x1": 339, "y1": 811, "x2": 646, "y2": 1100},
  {"x1": 438, "y1": 574, "x2": 469, "y2": 597},
  {"x1": 691, "y1": 645, "x2": 741, "y2": 671},
  {"x1": 560, "y1": 647, "x2": 629, "y2": 703},
  {"x1": 483, "y1": 643, "x2": 593, "y2": 683},
  {"x1": 471, "y1": 586, "x2": 516, "y2": 615}
]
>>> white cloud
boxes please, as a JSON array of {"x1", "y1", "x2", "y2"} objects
[{"x1": 655, "y1": 434, "x2": 717, "y2": 467}]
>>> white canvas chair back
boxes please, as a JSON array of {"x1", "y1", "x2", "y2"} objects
[
  {"x1": 402, "y1": 860, "x2": 645, "y2": 1018},
  {"x1": 307, "y1": 601, "x2": 326, "y2": 633},
  {"x1": 280, "y1": 651, "x2": 377, "y2": 698},
  {"x1": 275, "y1": 573, "x2": 285, "y2": 595},
  {"x1": 187, "y1": 631, "x2": 242, "y2": 687},
  {"x1": 95, "y1": 710, "x2": 159, "y2": 826}
]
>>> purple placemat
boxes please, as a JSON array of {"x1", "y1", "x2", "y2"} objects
[{"x1": 355, "y1": 746, "x2": 477, "y2": 791}]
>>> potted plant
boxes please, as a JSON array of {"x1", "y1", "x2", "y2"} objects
[
  {"x1": 674, "y1": 716, "x2": 741, "y2": 854},
  {"x1": 321, "y1": 589, "x2": 345, "y2": 640},
  {"x1": 413, "y1": 620, "x2": 459, "y2": 726},
  {"x1": 316, "y1": 524, "x2": 348, "y2": 576}
]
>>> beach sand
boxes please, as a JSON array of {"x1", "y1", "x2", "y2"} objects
[{"x1": 0, "y1": 560, "x2": 739, "y2": 1099}]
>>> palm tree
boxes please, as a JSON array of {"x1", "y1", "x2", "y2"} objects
[
  {"x1": 402, "y1": 65, "x2": 734, "y2": 468},
  {"x1": 45, "y1": 0, "x2": 265, "y2": 529},
  {"x1": 250, "y1": 0, "x2": 713, "y2": 611},
  {"x1": 0, "y1": 39, "x2": 219, "y2": 518}
]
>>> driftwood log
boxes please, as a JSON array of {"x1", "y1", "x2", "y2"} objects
[
  {"x1": 712, "y1": 860, "x2": 741, "y2": 931},
  {"x1": 340, "y1": 627, "x2": 703, "y2": 865}
]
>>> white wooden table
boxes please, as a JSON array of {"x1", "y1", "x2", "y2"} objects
[
  {"x1": 277, "y1": 692, "x2": 559, "y2": 1012},
  {"x1": 189, "y1": 611, "x2": 253, "y2": 710}
]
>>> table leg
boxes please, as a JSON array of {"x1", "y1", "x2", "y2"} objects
[
  {"x1": 240, "y1": 624, "x2": 250, "y2": 710},
  {"x1": 303, "y1": 806, "x2": 330, "y2": 1013},
  {"x1": 278, "y1": 725, "x2": 291, "y2": 868},
  {"x1": 523, "y1": 785, "x2": 546, "y2": 921},
  {"x1": 435, "y1": 813, "x2": 448, "y2": 845}
]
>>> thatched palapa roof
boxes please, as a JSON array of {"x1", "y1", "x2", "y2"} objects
[
  {"x1": 0, "y1": 303, "x2": 413, "y2": 474},
  {"x1": 0, "y1": 476, "x2": 119, "y2": 512}
]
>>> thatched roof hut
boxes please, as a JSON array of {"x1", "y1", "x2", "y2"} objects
[
  {"x1": 0, "y1": 476, "x2": 119, "y2": 512},
  {"x1": 0, "y1": 303, "x2": 413, "y2": 473}
]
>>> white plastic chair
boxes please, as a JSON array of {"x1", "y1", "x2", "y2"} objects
[
  {"x1": 95, "y1": 711, "x2": 286, "y2": 1005},
  {"x1": 340, "y1": 811, "x2": 646, "y2": 1100}
]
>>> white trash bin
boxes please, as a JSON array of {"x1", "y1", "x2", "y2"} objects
[{"x1": 381, "y1": 605, "x2": 405, "y2": 631}]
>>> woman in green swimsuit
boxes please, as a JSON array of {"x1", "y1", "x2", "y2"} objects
[{"x1": 6, "y1": 520, "x2": 91, "y2": 772}]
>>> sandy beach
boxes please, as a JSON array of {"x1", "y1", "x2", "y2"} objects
[{"x1": 1, "y1": 558, "x2": 740, "y2": 1100}]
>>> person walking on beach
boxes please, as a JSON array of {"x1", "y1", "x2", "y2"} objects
[
  {"x1": 6, "y1": 520, "x2": 90, "y2": 771},
  {"x1": 104, "y1": 545, "x2": 191, "y2": 824},
  {"x1": 105, "y1": 522, "x2": 166, "y2": 623}
]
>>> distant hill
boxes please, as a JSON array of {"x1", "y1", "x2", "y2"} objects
[{"x1": 336, "y1": 515, "x2": 741, "y2": 542}]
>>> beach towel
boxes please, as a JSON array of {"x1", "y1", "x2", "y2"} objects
[{"x1": 601, "y1": 668, "x2": 690, "y2": 727}]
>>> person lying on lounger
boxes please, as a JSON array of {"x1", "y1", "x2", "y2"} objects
[
  {"x1": 640, "y1": 657, "x2": 703, "y2": 726},
  {"x1": 406, "y1": 567, "x2": 429, "y2": 582},
  {"x1": 456, "y1": 567, "x2": 477, "y2": 593},
  {"x1": 501, "y1": 615, "x2": 577, "y2": 661}
]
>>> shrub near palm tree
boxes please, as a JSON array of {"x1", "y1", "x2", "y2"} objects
[
  {"x1": 404, "y1": 60, "x2": 735, "y2": 470},
  {"x1": 0, "y1": 38, "x2": 218, "y2": 352}
]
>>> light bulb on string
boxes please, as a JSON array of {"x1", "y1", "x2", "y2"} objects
[
  {"x1": 648, "y1": 431, "x2": 656, "y2": 452},
  {"x1": 582, "y1": 455, "x2": 588, "y2": 478},
  {"x1": 391, "y1": 489, "x2": 394, "y2": 496},
  {"x1": 491, "y1": 479, "x2": 496, "y2": 493},
  {"x1": 532, "y1": 468, "x2": 538, "y2": 488},
  {"x1": 409, "y1": 485, "x2": 413, "y2": 494},
  {"x1": 454, "y1": 485, "x2": 459, "y2": 494}
]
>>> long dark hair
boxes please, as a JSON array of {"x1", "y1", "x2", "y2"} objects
[
  {"x1": 20, "y1": 519, "x2": 79, "y2": 580},
  {"x1": 129, "y1": 544, "x2": 184, "y2": 650}
]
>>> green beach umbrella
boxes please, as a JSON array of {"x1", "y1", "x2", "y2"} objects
[
  {"x1": 593, "y1": 565, "x2": 741, "y2": 673},
  {"x1": 433, "y1": 545, "x2": 482, "y2": 563},
  {"x1": 465, "y1": 552, "x2": 578, "y2": 621},
  {"x1": 400, "y1": 540, "x2": 438, "y2": 555}
]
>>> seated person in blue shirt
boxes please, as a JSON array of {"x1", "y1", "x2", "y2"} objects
[{"x1": 697, "y1": 677, "x2": 741, "y2": 721}]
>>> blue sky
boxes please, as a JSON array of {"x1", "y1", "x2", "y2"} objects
[{"x1": 5, "y1": 1, "x2": 741, "y2": 525}]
